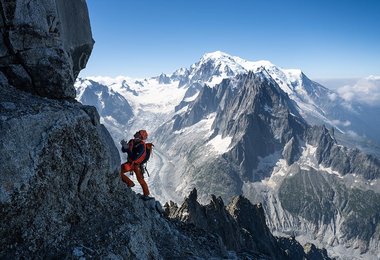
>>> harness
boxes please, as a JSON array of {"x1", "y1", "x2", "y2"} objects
[{"x1": 140, "y1": 164, "x2": 150, "y2": 177}]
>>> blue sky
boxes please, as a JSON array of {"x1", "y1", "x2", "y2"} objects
[{"x1": 80, "y1": 0, "x2": 380, "y2": 80}]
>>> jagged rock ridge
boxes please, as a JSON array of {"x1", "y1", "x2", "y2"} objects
[{"x1": 165, "y1": 188, "x2": 331, "y2": 259}]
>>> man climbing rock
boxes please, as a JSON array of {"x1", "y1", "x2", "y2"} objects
[{"x1": 120, "y1": 130, "x2": 154, "y2": 200}]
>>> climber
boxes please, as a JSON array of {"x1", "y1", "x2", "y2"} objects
[{"x1": 120, "y1": 129, "x2": 154, "y2": 200}]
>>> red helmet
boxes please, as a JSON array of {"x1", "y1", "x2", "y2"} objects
[{"x1": 135, "y1": 129, "x2": 148, "y2": 140}]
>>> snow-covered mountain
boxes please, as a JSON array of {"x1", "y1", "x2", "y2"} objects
[
  {"x1": 74, "y1": 79, "x2": 134, "y2": 141},
  {"x1": 76, "y1": 51, "x2": 380, "y2": 155},
  {"x1": 75, "y1": 51, "x2": 380, "y2": 259},
  {"x1": 172, "y1": 51, "x2": 380, "y2": 155},
  {"x1": 74, "y1": 75, "x2": 188, "y2": 148}
]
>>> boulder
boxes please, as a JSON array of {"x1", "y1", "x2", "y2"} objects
[{"x1": 0, "y1": 0, "x2": 94, "y2": 99}]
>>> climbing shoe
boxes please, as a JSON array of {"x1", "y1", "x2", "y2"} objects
[{"x1": 141, "y1": 195, "x2": 154, "y2": 201}]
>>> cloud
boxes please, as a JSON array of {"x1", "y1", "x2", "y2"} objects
[
  {"x1": 346, "y1": 130, "x2": 360, "y2": 138},
  {"x1": 331, "y1": 119, "x2": 351, "y2": 127},
  {"x1": 336, "y1": 76, "x2": 380, "y2": 106},
  {"x1": 328, "y1": 92, "x2": 338, "y2": 101}
]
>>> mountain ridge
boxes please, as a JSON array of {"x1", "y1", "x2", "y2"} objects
[
  {"x1": 75, "y1": 51, "x2": 380, "y2": 259},
  {"x1": 79, "y1": 51, "x2": 380, "y2": 152}
]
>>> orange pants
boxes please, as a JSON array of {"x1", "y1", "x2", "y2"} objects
[{"x1": 120, "y1": 162, "x2": 150, "y2": 196}]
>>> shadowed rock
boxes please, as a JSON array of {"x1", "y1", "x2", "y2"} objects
[
  {"x1": 165, "y1": 188, "x2": 331, "y2": 259},
  {"x1": 306, "y1": 125, "x2": 380, "y2": 179},
  {"x1": 0, "y1": 0, "x2": 94, "y2": 99}
]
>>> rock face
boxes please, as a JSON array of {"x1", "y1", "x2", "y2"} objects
[
  {"x1": 0, "y1": 0, "x2": 94, "y2": 99},
  {"x1": 165, "y1": 188, "x2": 331, "y2": 259},
  {"x1": 0, "y1": 79, "x2": 118, "y2": 252},
  {"x1": 306, "y1": 125, "x2": 380, "y2": 180}
]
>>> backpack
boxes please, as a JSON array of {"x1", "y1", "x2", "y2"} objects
[{"x1": 141, "y1": 143, "x2": 154, "y2": 165}]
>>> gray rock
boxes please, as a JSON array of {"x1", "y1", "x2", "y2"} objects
[
  {"x1": 0, "y1": 0, "x2": 94, "y2": 99},
  {"x1": 0, "y1": 83, "x2": 118, "y2": 255},
  {"x1": 282, "y1": 136, "x2": 301, "y2": 165},
  {"x1": 157, "y1": 73, "x2": 171, "y2": 84},
  {"x1": 0, "y1": 84, "x2": 227, "y2": 259},
  {"x1": 155, "y1": 201, "x2": 165, "y2": 215},
  {"x1": 279, "y1": 168, "x2": 380, "y2": 252},
  {"x1": 303, "y1": 243, "x2": 330, "y2": 260},
  {"x1": 173, "y1": 84, "x2": 219, "y2": 131},
  {"x1": 0, "y1": 101, "x2": 16, "y2": 110},
  {"x1": 227, "y1": 196, "x2": 283, "y2": 258},
  {"x1": 164, "y1": 200, "x2": 178, "y2": 217},
  {"x1": 166, "y1": 188, "x2": 331, "y2": 259},
  {"x1": 306, "y1": 125, "x2": 380, "y2": 180},
  {"x1": 76, "y1": 79, "x2": 134, "y2": 124}
]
